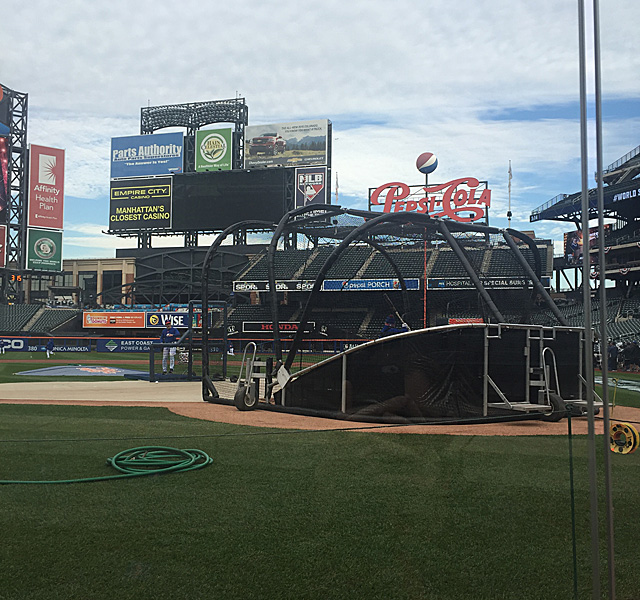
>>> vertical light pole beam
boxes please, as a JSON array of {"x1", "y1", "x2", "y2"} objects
[
  {"x1": 593, "y1": 0, "x2": 616, "y2": 595},
  {"x1": 577, "y1": 0, "x2": 601, "y2": 597},
  {"x1": 424, "y1": 172, "x2": 428, "y2": 328}
]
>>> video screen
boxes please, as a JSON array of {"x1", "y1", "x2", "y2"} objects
[
  {"x1": 171, "y1": 168, "x2": 287, "y2": 231},
  {"x1": 564, "y1": 225, "x2": 611, "y2": 265}
]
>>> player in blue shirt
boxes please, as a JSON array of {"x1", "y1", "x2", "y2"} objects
[
  {"x1": 160, "y1": 322, "x2": 180, "y2": 374},
  {"x1": 380, "y1": 314, "x2": 409, "y2": 337}
]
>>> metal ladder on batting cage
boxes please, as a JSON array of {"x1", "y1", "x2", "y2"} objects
[
  {"x1": 233, "y1": 342, "x2": 273, "y2": 411},
  {"x1": 486, "y1": 326, "x2": 561, "y2": 420}
]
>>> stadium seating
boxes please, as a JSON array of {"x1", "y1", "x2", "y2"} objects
[
  {"x1": 28, "y1": 309, "x2": 82, "y2": 333},
  {"x1": 361, "y1": 248, "x2": 428, "y2": 278},
  {"x1": 0, "y1": 304, "x2": 41, "y2": 332},
  {"x1": 430, "y1": 248, "x2": 486, "y2": 277},
  {"x1": 325, "y1": 245, "x2": 372, "y2": 279},
  {"x1": 487, "y1": 247, "x2": 547, "y2": 276}
]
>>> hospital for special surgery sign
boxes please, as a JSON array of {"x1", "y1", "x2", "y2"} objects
[{"x1": 28, "y1": 144, "x2": 65, "y2": 230}]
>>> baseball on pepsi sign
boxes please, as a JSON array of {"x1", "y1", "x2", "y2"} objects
[{"x1": 416, "y1": 152, "x2": 438, "y2": 175}]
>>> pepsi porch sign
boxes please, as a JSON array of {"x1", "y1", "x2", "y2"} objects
[{"x1": 322, "y1": 278, "x2": 420, "y2": 291}]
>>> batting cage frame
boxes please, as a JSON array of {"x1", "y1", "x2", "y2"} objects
[
  {"x1": 148, "y1": 300, "x2": 228, "y2": 382},
  {"x1": 200, "y1": 205, "x2": 596, "y2": 423}
]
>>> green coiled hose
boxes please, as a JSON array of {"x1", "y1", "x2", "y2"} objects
[{"x1": 0, "y1": 446, "x2": 213, "y2": 484}]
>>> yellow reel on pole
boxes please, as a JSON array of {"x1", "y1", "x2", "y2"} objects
[{"x1": 609, "y1": 422, "x2": 639, "y2": 455}]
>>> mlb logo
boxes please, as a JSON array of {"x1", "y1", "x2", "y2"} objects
[{"x1": 295, "y1": 167, "x2": 327, "y2": 208}]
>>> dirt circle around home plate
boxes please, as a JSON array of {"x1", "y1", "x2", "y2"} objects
[{"x1": 1, "y1": 378, "x2": 636, "y2": 436}]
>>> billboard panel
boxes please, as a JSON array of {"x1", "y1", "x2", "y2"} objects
[
  {"x1": 0, "y1": 137, "x2": 7, "y2": 224},
  {"x1": 96, "y1": 338, "x2": 154, "y2": 352},
  {"x1": 0, "y1": 84, "x2": 9, "y2": 137},
  {"x1": 233, "y1": 280, "x2": 315, "y2": 292},
  {"x1": 426, "y1": 276, "x2": 552, "y2": 290},
  {"x1": 110, "y1": 132, "x2": 183, "y2": 178},
  {"x1": 83, "y1": 311, "x2": 146, "y2": 328},
  {"x1": 242, "y1": 321, "x2": 315, "y2": 334},
  {"x1": 28, "y1": 144, "x2": 65, "y2": 230},
  {"x1": 171, "y1": 169, "x2": 286, "y2": 230},
  {"x1": 295, "y1": 166, "x2": 328, "y2": 207},
  {"x1": 244, "y1": 120, "x2": 329, "y2": 168},
  {"x1": 195, "y1": 128, "x2": 232, "y2": 172},
  {"x1": 322, "y1": 278, "x2": 420, "y2": 291},
  {"x1": 26, "y1": 228, "x2": 63, "y2": 271},
  {"x1": 564, "y1": 225, "x2": 611, "y2": 265},
  {"x1": 0, "y1": 85, "x2": 8, "y2": 223},
  {"x1": 109, "y1": 177, "x2": 172, "y2": 231},
  {"x1": 0, "y1": 224, "x2": 6, "y2": 267},
  {"x1": 145, "y1": 311, "x2": 190, "y2": 328}
]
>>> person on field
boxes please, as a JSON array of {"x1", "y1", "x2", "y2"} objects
[
  {"x1": 608, "y1": 341, "x2": 619, "y2": 372},
  {"x1": 380, "y1": 314, "x2": 409, "y2": 337},
  {"x1": 160, "y1": 321, "x2": 180, "y2": 374},
  {"x1": 46, "y1": 338, "x2": 55, "y2": 359}
]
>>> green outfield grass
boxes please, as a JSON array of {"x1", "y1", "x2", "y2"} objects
[
  {"x1": 0, "y1": 351, "x2": 150, "y2": 383},
  {"x1": 0, "y1": 349, "x2": 331, "y2": 384},
  {"x1": 0, "y1": 403, "x2": 639, "y2": 600}
]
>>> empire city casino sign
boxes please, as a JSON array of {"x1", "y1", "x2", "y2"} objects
[{"x1": 369, "y1": 153, "x2": 491, "y2": 223}]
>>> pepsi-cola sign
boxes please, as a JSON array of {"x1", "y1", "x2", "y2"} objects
[{"x1": 370, "y1": 178, "x2": 491, "y2": 222}]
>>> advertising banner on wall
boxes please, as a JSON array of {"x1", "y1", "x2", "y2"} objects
[
  {"x1": 295, "y1": 166, "x2": 328, "y2": 207},
  {"x1": 28, "y1": 144, "x2": 65, "y2": 230},
  {"x1": 109, "y1": 177, "x2": 172, "y2": 231},
  {"x1": 244, "y1": 120, "x2": 329, "y2": 168},
  {"x1": 242, "y1": 321, "x2": 316, "y2": 334},
  {"x1": 145, "y1": 311, "x2": 191, "y2": 328},
  {"x1": 26, "y1": 228, "x2": 63, "y2": 271},
  {"x1": 233, "y1": 280, "x2": 315, "y2": 292},
  {"x1": 322, "y1": 278, "x2": 420, "y2": 292},
  {"x1": 195, "y1": 128, "x2": 232, "y2": 172},
  {"x1": 426, "y1": 276, "x2": 551, "y2": 290},
  {"x1": 0, "y1": 224, "x2": 6, "y2": 268},
  {"x1": 96, "y1": 338, "x2": 154, "y2": 353},
  {"x1": 110, "y1": 132, "x2": 183, "y2": 178},
  {"x1": 83, "y1": 311, "x2": 146, "y2": 328}
]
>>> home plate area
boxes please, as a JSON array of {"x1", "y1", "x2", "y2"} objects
[{"x1": 17, "y1": 365, "x2": 148, "y2": 377}]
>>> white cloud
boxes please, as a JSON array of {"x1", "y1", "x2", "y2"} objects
[{"x1": 3, "y1": 0, "x2": 638, "y2": 260}]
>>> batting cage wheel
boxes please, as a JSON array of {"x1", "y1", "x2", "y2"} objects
[
  {"x1": 234, "y1": 384, "x2": 258, "y2": 411},
  {"x1": 541, "y1": 393, "x2": 566, "y2": 423}
]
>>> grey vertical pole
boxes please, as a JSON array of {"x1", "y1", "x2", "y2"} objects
[
  {"x1": 578, "y1": 0, "x2": 601, "y2": 596},
  {"x1": 593, "y1": 0, "x2": 616, "y2": 596},
  {"x1": 341, "y1": 353, "x2": 348, "y2": 413}
]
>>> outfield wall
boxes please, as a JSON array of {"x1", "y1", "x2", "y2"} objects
[{"x1": 0, "y1": 335, "x2": 369, "y2": 354}]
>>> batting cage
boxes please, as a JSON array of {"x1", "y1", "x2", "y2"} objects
[
  {"x1": 200, "y1": 205, "x2": 593, "y2": 423},
  {"x1": 148, "y1": 302, "x2": 229, "y2": 382}
]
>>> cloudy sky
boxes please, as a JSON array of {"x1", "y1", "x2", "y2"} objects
[{"x1": 4, "y1": 0, "x2": 639, "y2": 259}]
